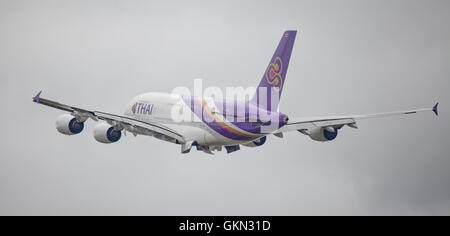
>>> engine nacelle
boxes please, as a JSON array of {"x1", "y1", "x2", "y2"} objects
[
  {"x1": 242, "y1": 136, "x2": 267, "y2": 147},
  {"x1": 93, "y1": 123, "x2": 122, "y2": 144},
  {"x1": 55, "y1": 114, "x2": 84, "y2": 135},
  {"x1": 308, "y1": 127, "x2": 338, "y2": 142}
]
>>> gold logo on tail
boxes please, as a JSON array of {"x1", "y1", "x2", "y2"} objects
[{"x1": 266, "y1": 57, "x2": 283, "y2": 91}]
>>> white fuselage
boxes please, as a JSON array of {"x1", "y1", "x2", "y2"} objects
[{"x1": 123, "y1": 92, "x2": 259, "y2": 146}]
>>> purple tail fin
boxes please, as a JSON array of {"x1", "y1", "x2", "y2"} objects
[{"x1": 251, "y1": 30, "x2": 297, "y2": 111}]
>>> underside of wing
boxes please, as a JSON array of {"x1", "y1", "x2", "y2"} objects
[
  {"x1": 33, "y1": 91, "x2": 186, "y2": 144},
  {"x1": 276, "y1": 103, "x2": 438, "y2": 142},
  {"x1": 94, "y1": 111, "x2": 185, "y2": 143}
]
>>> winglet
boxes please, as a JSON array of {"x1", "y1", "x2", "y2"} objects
[
  {"x1": 33, "y1": 90, "x2": 42, "y2": 103},
  {"x1": 432, "y1": 102, "x2": 439, "y2": 116}
]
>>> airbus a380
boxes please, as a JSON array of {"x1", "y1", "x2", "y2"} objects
[{"x1": 33, "y1": 30, "x2": 438, "y2": 154}]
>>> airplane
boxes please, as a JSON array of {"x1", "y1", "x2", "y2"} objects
[{"x1": 32, "y1": 30, "x2": 439, "y2": 154}]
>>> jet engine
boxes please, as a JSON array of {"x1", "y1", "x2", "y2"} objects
[
  {"x1": 55, "y1": 114, "x2": 85, "y2": 135},
  {"x1": 242, "y1": 136, "x2": 267, "y2": 147},
  {"x1": 308, "y1": 127, "x2": 338, "y2": 142},
  {"x1": 93, "y1": 122, "x2": 122, "y2": 143}
]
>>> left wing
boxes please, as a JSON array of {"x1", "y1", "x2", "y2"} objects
[
  {"x1": 32, "y1": 91, "x2": 186, "y2": 144},
  {"x1": 276, "y1": 103, "x2": 439, "y2": 134}
]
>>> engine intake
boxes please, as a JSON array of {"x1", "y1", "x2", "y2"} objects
[
  {"x1": 93, "y1": 123, "x2": 122, "y2": 143},
  {"x1": 308, "y1": 127, "x2": 338, "y2": 141},
  {"x1": 242, "y1": 136, "x2": 267, "y2": 147},
  {"x1": 56, "y1": 114, "x2": 84, "y2": 135}
]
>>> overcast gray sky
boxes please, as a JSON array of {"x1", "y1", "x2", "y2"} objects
[{"x1": 1, "y1": 0, "x2": 449, "y2": 215}]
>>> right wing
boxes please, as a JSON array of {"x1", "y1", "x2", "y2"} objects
[
  {"x1": 276, "y1": 103, "x2": 439, "y2": 134},
  {"x1": 32, "y1": 91, "x2": 186, "y2": 144}
]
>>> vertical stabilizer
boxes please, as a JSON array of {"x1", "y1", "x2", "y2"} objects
[{"x1": 251, "y1": 30, "x2": 297, "y2": 111}]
